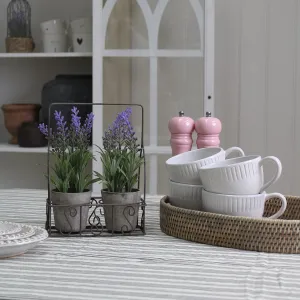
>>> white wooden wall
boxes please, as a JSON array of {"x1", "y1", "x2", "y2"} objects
[{"x1": 215, "y1": 0, "x2": 300, "y2": 195}]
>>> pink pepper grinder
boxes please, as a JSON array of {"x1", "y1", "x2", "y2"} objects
[
  {"x1": 168, "y1": 111, "x2": 195, "y2": 156},
  {"x1": 195, "y1": 112, "x2": 222, "y2": 148}
]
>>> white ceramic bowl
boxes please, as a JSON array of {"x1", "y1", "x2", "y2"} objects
[
  {"x1": 202, "y1": 189, "x2": 287, "y2": 219},
  {"x1": 169, "y1": 180, "x2": 202, "y2": 210},
  {"x1": 165, "y1": 147, "x2": 245, "y2": 185}
]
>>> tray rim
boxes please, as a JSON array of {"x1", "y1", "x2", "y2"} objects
[
  {"x1": 160, "y1": 195, "x2": 300, "y2": 224},
  {"x1": 160, "y1": 195, "x2": 300, "y2": 254}
]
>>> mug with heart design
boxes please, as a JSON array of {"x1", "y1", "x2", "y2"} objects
[
  {"x1": 72, "y1": 33, "x2": 92, "y2": 52},
  {"x1": 202, "y1": 189, "x2": 287, "y2": 219},
  {"x1": 199, "y1": 155, "x2": 282, "y2": 195}
]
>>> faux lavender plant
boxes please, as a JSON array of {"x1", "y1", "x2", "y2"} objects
[
  {"x1": 39, "y1": 107, "x2": 96, "y2": 193},
  {"x1": 95, "y1": 107, "x2": 144, "y2": 193}
]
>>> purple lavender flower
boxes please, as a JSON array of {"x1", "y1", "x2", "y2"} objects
[
  {"x1": 82, "y1": 112, "x2": 94, "y2": 136},
  {"x1": 38, "y1": 107, "x2": 93, "y2": 153},
  {"x1": 38, "y1": 123, "x2": 48, "y2": 136},
  {"x1": 103, "y1": 107, "x2": 138, "y2": 151},
  {"x1": 54, "y1": 110, "x2": 68, "y2": 135},
  {"x1": 71, "y1": 107, "x2": 81, "y2": 133}
]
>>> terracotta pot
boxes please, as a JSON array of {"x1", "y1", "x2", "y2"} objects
[{"x1": 1, "y1": 104, "x2": 41, "y2": 144}]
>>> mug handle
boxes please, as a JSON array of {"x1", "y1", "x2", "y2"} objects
[
  {"x1": 259, "y1": 156, "x2": 282, "y2": 193},
  {"x1": 265, "y1": 193, "x2": 287, "y2": 219},
  {"x1": 224, "y1": 147, "x2": 245, "y2": 158}
]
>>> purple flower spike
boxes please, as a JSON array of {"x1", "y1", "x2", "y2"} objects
[
  {"x1": 71, "y1": 106, "x2": 81, "y2": 133},
  {"x1": 83, "y1": 112, "x2": 94, "y2": 135},
  {"x1": 54, "y1": 110, "x2": 68, "y2": 134},
  {"x1": 102, "y1": 107, "x2": 138, "y2": 151},
  {"x1": 38, "y1": 123, "x2": 48, "y2": 136}
]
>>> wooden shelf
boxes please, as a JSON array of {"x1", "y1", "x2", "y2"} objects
[
  {"x1": 0, "y1": 144, "x2": 196, "y2": 155},
  {"x1": 0, "y1": 52, "x2": 92, "y2": 58},
  {"x1": 0, "y1": 144, "x2": 48, "y2": 153}
]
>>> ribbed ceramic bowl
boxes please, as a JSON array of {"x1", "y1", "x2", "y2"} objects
[
  {"x1": 165, "y1": 147, "x2": 245, "y2": 185},
  {"x1": 169, "y1": 180, "x2": 202, "y2": 210},
  {"x1": 202, "y1": 189, "x2": 287, "y2": 219}
]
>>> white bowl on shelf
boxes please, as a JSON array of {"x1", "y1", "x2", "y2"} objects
[
  {"x1": 169, "y1": 180, "x2": 202, "y2": 210},
  {"x1": 165, "y1": 147, "x2": 245, "y2": 185}
]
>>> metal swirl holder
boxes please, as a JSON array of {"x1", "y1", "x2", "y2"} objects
[{"x1": 45, "y1": 103, "x2": 146, "y2": 237}]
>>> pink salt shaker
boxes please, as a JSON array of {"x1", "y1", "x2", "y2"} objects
[
  {"x1": 168, "y1": 111, "x2": 195, "y2": 156},
  {"x1": 195, "y1": 112, "x2": 222, "y2": 148}
]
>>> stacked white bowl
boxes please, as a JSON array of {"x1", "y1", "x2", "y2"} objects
[
  {"x1": 166, "y1": 147, "x2": 287, "y2": 219},
  {"x1": 165, "y1": 147, "x2": 244, "y2": 211}
]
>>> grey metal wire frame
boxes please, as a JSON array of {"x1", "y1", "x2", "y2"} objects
[{"x1": 45, "y1": 103, "x2": 146, "y2": 237}]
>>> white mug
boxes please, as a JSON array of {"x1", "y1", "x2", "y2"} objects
[
  {"x1": 72, "y1": 33, "x2": 92, "y2": 52},
  {"x1": 199, "y1": 155, "x2": 282, "y2": 195},
  {"x1": 70, "y1": 17, "x2": 92, "y2": 34},
  {"x1": 165, "y1": 147, "x2": 245, "y2": 185},
  {"x1": 42, "y1": 33, "x2": 67, "y2": 53},
  {"x1": 169, "y1": 180, "x2": 202, "y2": 210},
  {"x1": 202, "y1": 189, "x2": 287, "y2": 219},
  {"x1": 40, "y1": 19, "x2": 66, "y2": 34}
]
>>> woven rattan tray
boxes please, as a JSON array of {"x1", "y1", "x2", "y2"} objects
[{"x1": 160, "y1": 195, "x2": 300, "y2": 254}]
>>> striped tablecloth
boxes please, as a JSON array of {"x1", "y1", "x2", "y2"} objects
[{"x1": 1, "y1": 189, "x2": 300, "y2": 300}]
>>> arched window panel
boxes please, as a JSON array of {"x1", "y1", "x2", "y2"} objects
[
  {"x1": 158, "y1": 0, "x2": 203, "y2": 50},
  {"x1": 130, "y1": 58, "x2": 150, "y2": 147},
  {"x1": 102, "y1": 57, "x2": 132, "y2": 130},
  {"x1": 157, "y1": 57, "x2": 204, "y2": 146},
  {"x1": 97, "y1": 0, "x2": 213, "y2": 195},
  {"x1": 104, "y1": 0, "x2": 149, "y2": 49},
  {"x1": 103, "y1": 57, "x2": 150, "y2": 146}
]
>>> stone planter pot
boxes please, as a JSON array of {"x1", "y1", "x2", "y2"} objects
[
  {"x1": 1, "y1": 104, "x2": 41, "y2": 144},
  {"x1": 101, "y1": 189, "x2": 140, "y2": 233},
  {"x1": 51, "y1": 190, "x2": 91, "y2": 233}
]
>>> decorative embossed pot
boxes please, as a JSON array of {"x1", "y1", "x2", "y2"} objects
[
  {"x1": 101, "y1": 189, "x2": 140, "y2": 233},
  {"x1": 51, "y1": 190, "x2": 91, "y2": 233},
  {"x1": 1, "y1": 104, "x2": 41, "y2": 144}
]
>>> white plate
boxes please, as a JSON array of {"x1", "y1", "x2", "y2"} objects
[
  {"x1": 0, "y1": 226, "x2": 48, "y2": 259},
  {"x1": 0, "y1": 221, "x2": 22, "y2": 236},
  {"x1": 0, "y1": 224, "x2": 35, "y2": 241}
]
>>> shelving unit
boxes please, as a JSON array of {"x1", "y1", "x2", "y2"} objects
[{"x1": 0, "y1": 0, "x2": 215, "y2": 196}]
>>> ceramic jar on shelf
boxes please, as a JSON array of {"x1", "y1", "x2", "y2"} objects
[
  {"x1": 40, "y1": 19, "x2": 68, "y2": 53},
  {"x1": 70, "y1": 17, "x2": 92, "y2": 53}
]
